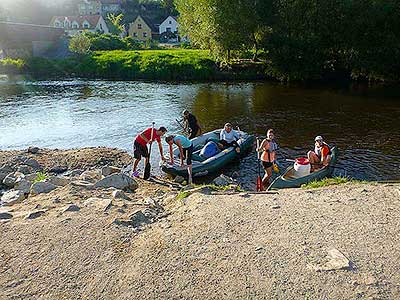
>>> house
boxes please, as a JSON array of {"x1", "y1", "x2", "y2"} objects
[
  {"x1": 78, "y1": 0, "x2": 122, "y2": 16},
  {"x1": 49, "y1": 15, "x2": 109, "y2": 36},
  {"x1": 159, "y1": 16, "x2": 178, "y2": 35},
  {"x1": 128, "y1": 16, "x2": 157, "y2": 42}
]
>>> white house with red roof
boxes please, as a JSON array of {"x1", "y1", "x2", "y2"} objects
[{"x1": 49, "y1": 15, "x2": 109, "y2": 36}]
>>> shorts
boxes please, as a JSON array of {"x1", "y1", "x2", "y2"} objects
[
  {"x1": 189, "y1": 127, "x2": 200, "y2": 139},
  {"x1": 219, "y1": 140, "x2": 239, "y2": 149},
  {"x1": 184, "y1": 145, "x2": 193, "y2": 165},
  {"x1": 133, "y1": 140, "x2": 149, "y2": 159},
  {"x1": 262, "y1": 161, "x2": 273, "y2": 169}
]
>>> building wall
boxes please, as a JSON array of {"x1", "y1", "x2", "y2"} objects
[
  {"x1": 102, "y1": 4, "x2": 122, "y2": 14},
  {"x1": 129, "y1": 16, "x2": 152, "y2": 41},
  {"x1": 78, "y1": 1, "x2": 102, "y2": 15}
]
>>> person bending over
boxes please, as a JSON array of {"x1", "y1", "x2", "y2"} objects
[{"x1": 166, "y1": 134, "x2": 193, "y2": 185}]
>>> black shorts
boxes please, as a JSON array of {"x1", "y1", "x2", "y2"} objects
[
  {"x1": 189, "y1": 127, "x2": 199, "y2": 139},
  {"x1": 219, "y1": 140, "x2": 239, "y2": 149},
  {"x1": 184, "y1": 145, "x2": 193, "y2": 165},
  {"x1": 133, "y1": 140, "x2": 149, "y2": 159},
  {"x1": 262, "y1": 161, "x2": 273, "y2": 169}
]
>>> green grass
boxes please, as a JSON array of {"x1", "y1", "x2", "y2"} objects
[
  {"x1": 176, "y1": 183, "x2": 242, "y2": 200},
  {"x1": 301, "y1": 177, "x2": 366, "y2": 189},
  {"x1": 33, "y1": 171, "x2": 49, "y2": 183}
]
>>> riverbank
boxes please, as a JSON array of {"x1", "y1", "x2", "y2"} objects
[
  {"x1": 0, "y1": 50, "x2": 267, "y2": 81},
  {"x1": 1, "y1": 147, "x2": 399, "y2": 299}
]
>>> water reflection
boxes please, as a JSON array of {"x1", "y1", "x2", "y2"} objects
[{"x1": 0, "y1": 80, "x2": 399, "y2": 188}]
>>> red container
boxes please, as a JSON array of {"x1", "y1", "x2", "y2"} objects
[{"x1": 295, "y1": 157, "x2": 310, "y2": 165}]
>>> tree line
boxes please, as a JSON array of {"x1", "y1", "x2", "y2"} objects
[{"x1": 175, "y1": 0, "x2": 400, "y2": 82}]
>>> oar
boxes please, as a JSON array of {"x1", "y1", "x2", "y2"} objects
[
  {"x1": 176, "y1": 118, "x2": 189, "y2": 134},
  {"x1": 143, "y1": 122, "x2": 155, "y2": 180},
  {"x1": 256, "y1": 138, "x2": 263, "y2": 191}
]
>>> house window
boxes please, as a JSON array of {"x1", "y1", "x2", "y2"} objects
[
  {"x1": 143, "y1": 32, "x2": 147, "y2": 37},
  {"x1": 166, "y1": 27, "x2": 171, "y2": 32},
  {"x1": 169, "y1": 20, "x2": 172, "y2": 24},
  {"x1": 83, "y1": 23, "x2": 90, "y2": 29},
  {"x1": 54, "y1": 21, "x2": 61, "y2": 27},
  {"x1": 138, "y1": 24, "x2": 142, "y2": 29},
  {"x1": 133, "y1": 32, "x2": 137, "y2": 37}
]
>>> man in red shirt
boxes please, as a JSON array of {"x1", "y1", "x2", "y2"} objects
[{"x1": 132, "y1": 126, "x2": 167, "y2": 177}]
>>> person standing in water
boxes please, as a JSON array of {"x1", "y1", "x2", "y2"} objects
[
  {"x1": 257, "y1": 129, "x2": 279, "y2": 188},
  {"x1": 182, "y1": 110, "x2": 202, "y2": 139},
  {"x1": 165, "y1": 134, "x2": 193, "y2": 185}
]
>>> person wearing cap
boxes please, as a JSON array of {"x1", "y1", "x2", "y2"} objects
[
  {"x1": 218, "y1": 123, "x2": 241, "y2": 153},
  {"x1": 132, "y1": 126, "x2": 168, "y2": 177},
  {"x1": 182, "y1": 110, "x2": 202, "y2": 139},
  {"x1": 308, "y1": 135, "x2": 332, "y2": 171}
]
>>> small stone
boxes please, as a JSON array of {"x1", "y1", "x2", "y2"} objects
[
  {"x1": 0, "y1": 212, "x2": 13, "y2": 220},
  {"x1": 53, "y1": 197, "x2": 61, "y2": 203},
  {"x1": 272, "y1": 205, "x2": 281, "y2": 209},
  {"x1": 25, "y1": 210, "x2": 46, "y2": 220},
  {"x1": 71, "y1": 180, "x2": 94, "y2": 189},
  {"x1": 111, "y1": 190, "x2": 131, "y2": 200},
  {"x1": 49, "y1": 166, "x2": 68, "y2": 174},
  {"x1": 174, "y1": 175, "x2": 185, "y2": 184},
  {"x1": 47, "y1": 176, "x2": 70, "y2": 187},
  {"x1": 101, "y1": 166, "x2": 121, "y2": 177},
  {"x1": 62, "y1": 204, "x2": 80, "y2": 213},
  {"x1": 64, "y1": 169, "x2": 84, "y2": 177},
  {"x1": 94, "y1": 173, "x2": 138, "y2": 191},
  {"x1": 79, "y1": 170, "x2": 102, "y2": 183},
  {"x1": 0, "y1": 165, "x2": 14, "y2": 182},
  {"x1": 24, "y1": 158, "x2": 42, "y2": 170},
  {"x1": 113, "y1": 210, "x2": 150, "y2": 228},
  {"x1": 17, "y1": 165, "x2": 33, "y2": 175},
  {"x1": 30, "y1": 181, "x2": 57, "y2": 196},
  {"x1": 3, "y1": 172, "x2": 24, "y2": 188},
  {"x1": 213, "y1": 174, "x2": 235, "y2": 186},
  {"x1": 27, "y1": 146, "x2": 40, "y2": 154},
  {"x1": 24, "y1": 173, "x2": 38, "y2": 182},
  {"x1": 312, "y1": 248, "x2": 351, "y2": 271},
  {"x1": 1, "y1": 190, "x2": 25, "y2": 206}
]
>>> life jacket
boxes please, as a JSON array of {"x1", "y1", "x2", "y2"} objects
[
  {"x1": 315, "y1": 142, "x2": 332, "y2": 158},
  {"x1": 261, "y1": 139, "x2": 279, "y2": 162}
]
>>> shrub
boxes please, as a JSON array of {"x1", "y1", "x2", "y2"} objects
[
  {"x1": 0, "y1": 58, "x2": 25, "y2": 75},
  {"x1": 69, "y1": 34, "x2": 91, "y2": 55}
]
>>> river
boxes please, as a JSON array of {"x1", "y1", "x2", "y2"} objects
[{"x1": 0, "y1": 79, "x2": 399, "y2": 189}]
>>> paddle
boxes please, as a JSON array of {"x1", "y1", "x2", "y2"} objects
[
  {"x1": 256, "y1": 137, "x2": 263, "y2": 191},
  {"x1": 143, "y1": 122, "x2": 155, "y2": 180},
  {"x1": 176, "y1": 118, "x2": 189, "y2": 134}
]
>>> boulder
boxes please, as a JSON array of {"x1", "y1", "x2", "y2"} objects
[
  {"x1": 94, "y1": 174, "x2": 138, "y2": 191},
  {"x1": 17, "y1": 165, "x2": 33, "y2": 175},
  {"x1": 47, "y1": 176, "x2": 70, "y2": 187},
  {"x1": 213, "y1": 174, "x2": 235, "y2": 186},
  {"x1": 111, "y1": 190, "x2": 131, "y2": 200},
  {"x1": 25, "y1": 210, "x2": 46, "y2": 220},
  {"x1": 27, "y1": 146, "x2": 40, "y2": 154},
  {"x1": 30, "y1": 181, "x2": 57, "y2": 196},
  {"x1": 79, "y1": 170, "x2": 102, "y2": 183},
  {"x1": 23, "y1": 158, "x2": 42, "y2": 170},
  {"x1": 0, "y1": 165, "x2": 14, "y2": 183},
  {"x1": 49, "y1": 166, "x2": 68, "y2": 174},
  {"x1": 71, "y1": 180, "x2": 94, "y2": 190},
  {"x1": 1, "y1": 190, "x2": 26, "y2": 206},
  {"x1": 101, "y1": 166, "x2": 121, "y2": 177},
  {"x1": 14, "y1": 178, "x2": 32, "y2": 194},
  {"x1": 2, "y1": 172, "x2": 24, "y2": 188},
  {"x1": 0, "y1": 212, "x2": 13, "y2": 220}
]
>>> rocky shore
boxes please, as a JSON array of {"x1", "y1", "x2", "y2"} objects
[{"x1": 1, "y1": 147, "x2": 399, "y2": 299}]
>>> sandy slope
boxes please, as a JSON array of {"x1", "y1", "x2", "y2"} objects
[{"x1": 1, "y1": 183, "x2": 400, "y2": 300}]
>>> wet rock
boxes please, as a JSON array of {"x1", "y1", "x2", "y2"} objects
[
  {"x1": 101, "y1": 166, "x2": 121, "y2": 177},
  {"x1": 0, "y1": 212, "x2": 13, "y2": 220},
  {"x1": 174, "y1": 175, "x2": 185, "y2": 184},
  {"x1": 49, "y1": 166, "x2": 68, "y2": 174},
  {"x1": 113, "y1": 210, "x2": 151, "y2": 228},
  {"x1": 1, "y1": 190, "x2": 25, "y2": 206},
  {"x1": 62, "y1": 204, "x2": 80, "y2": 213},
  {"x1": 84, "y1": 197, "x2": 112, "y2": 211},
  {"x1": 25, "y1": 210, "x2": 46, "y2": 220},
  {"x1": 23, "y1": 158, "x2": 42, "y2": 170},
  {"x1": 14, "y1": 178, "x2": 32, "y2": 194},
  {"x1": 47, "y1": 176, "x2": 70, "y2": 187},
  {"x1": 94, "y1": 173, "x2": 138, "y2": 191},
  {"x1": 71, "y1": 180, "x2": 94, "y2": 190},
  {"x1": 111, "y1": 190, "x2": 131, "y2": 200},
  {"x1": 17, "y1": 165, "x2": 33, "y2": 175},
  {"x1": 79, "y1": 170, "x2": 102, "y2": 183},
  {"x1": 312, "y1": 248, "x2": 351, "y2": 271},
  {"x1": 30, "y1": 181, "x2": 57, "y2": 196},
  {"x1": 27, "y1": 146, "x2": 40, "y2": 154},
  {"x1": 2, "y1": 172, "x2": 24, "y2": 188},
  {"x1": 213, "y1": 174, "x2": 235, "y2": 186}
]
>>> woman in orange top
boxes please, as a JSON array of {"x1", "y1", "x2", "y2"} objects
[
  {"x1": 307, "y1": 135, "x2": 331, "y2": 171},
  {"x1": 257, "y1": 129, "x2": 279, "y2": 188}
]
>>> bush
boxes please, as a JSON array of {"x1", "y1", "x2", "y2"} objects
[
  {"x1": 0, "y1": 58, "x2": 25, "y2": 75},
  {"x1": 69, "y1": 34, "x2": 91, "y2": 55}
]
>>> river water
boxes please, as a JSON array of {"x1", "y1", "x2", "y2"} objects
[{"x1": 0, "y1": 79, "x2": 399, "y2": 189}]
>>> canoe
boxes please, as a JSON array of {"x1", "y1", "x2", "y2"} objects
[
  {"x1": 267, "y1": 146, "x2": 339, "y2": 190},
  {"x1": 160, "y1": 129, "x2": 254, "y2": 177}
]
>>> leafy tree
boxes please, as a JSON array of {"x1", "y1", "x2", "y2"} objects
[
  {"x1": 107, "y1": 13, "x2": 125, "y2": 36},
  {"x1": 69, "y1": 34, "x2": 91, "y2": 55}
]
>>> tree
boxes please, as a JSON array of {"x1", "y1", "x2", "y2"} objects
[
  {"x1": 107, "y1": 13, "x2": 125, "y2": 36},
  {"x1": 69, "y1": 34, "x2": 91, "y2": 55}
]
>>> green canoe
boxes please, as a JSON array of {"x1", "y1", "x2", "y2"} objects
[
  {"x1": 267, "y1": 147, "x2": 339, "y2": 190},
  {"x1": 160, "y1": 129, "x2": 254, "y2": 177}
]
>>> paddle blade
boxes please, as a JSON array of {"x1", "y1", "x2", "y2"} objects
[
  {"x1": 256, "y1": 176, "x2": 263, "y2": 192},
  {"x1": 143, "y1": 162, "x2": 151, "y2": 180}
]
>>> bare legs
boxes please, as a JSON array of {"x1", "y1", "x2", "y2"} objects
[
  {"x1": 262, "y1": 166, "x2": 272, "y2": 189},
  {"x1": 307, "y1": 151, "x2": 320, "y2": 171},
  {"x1": 187, "y1": 164, "x2": 193, "y2": 185}
]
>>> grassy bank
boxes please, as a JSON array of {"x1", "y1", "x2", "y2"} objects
[{"x1": 0, "y1": 50, "x2": 266, "y2": 81}]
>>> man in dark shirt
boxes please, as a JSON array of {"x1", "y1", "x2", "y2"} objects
[{"x1": 182, "y1": 110, "x2": 202, "y2": 139}]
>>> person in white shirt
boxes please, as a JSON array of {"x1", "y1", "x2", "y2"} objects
[{"x1": 218, "y1": 123, "x2": 241, "y2": 153}]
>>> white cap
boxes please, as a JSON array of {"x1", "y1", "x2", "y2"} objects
[{"x1": 315, "y1": 135, "x2": 323, "y2": 142}]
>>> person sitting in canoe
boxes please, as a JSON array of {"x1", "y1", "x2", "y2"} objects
[
  {"x1": 166, "y1": 134, "x2": 193, "y2": 185},
  {"x1": 307, "y1": 135, "x2": 332, "y2": 171},
  {"x1": 132, "y1": 126, "x2": 167, "y2": 177},
  {"x1": 218, "y1": 123, "x2": 240, "y2": 153},
  {"x1": 257, "y1": 129, "x2": 279, "y2": 188},
  {"x1": 182, "y1": 110, "x2": 202, "y2": 139}
]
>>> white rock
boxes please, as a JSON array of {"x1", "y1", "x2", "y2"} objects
[
  {"x1": 312, "y1": 248, "x2": 351, "y2": 271},
  {"x1": 2, "y1": 172, "x2": 24, "y2": 188},
  {"x1": 71, "y1": 180, "x2": 94, "y2": 190},
  {"x1": 101, "y1": 166, "x2": 121, "y2": 177},
  {"x1": 30, "y1": 181, "x2": 57, "y2": 196},
  {"x1": 111, "y1": 190, "x2": 131, "y2": 200},
  {"x1": 94, "y1": 173, "x2": 138, "y2": 191},
  {"x1": 1, "y1": 190, "x2": 26, "y2": 206},
  {"x1": 79, "y1": 170, "x2": 102, "y2": 183},
  {"x1": 213, "y1": 174, "x2": 235, "y2": 186}
]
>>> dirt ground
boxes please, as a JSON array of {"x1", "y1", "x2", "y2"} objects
[{"x1": 1, "y1": 180, "x2": 399, "y2": 300}]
